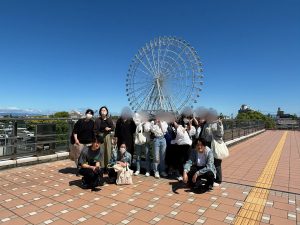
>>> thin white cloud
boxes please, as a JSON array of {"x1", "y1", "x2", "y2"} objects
[{"x1": 0, "y1": 107, "x2": 43, "y2": 114}]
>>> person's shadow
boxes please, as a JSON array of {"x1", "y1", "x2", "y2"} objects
[
  {"x1": 68, "y1": 179, "x2": 103, "y2": 192},
  {"x1": 58, "y1": 167, "x2": 78, "y2": 175},
  {"x1": 69, "y1": 179, "x2": 82, "y2": 188},
  {"x1": 169, "y1": 180, "x2": 208, "y2": 194},
  {"x1": 169, "y1": 181, "x2": 187, "y2": 194}
]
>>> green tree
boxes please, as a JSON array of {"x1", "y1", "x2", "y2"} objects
[
  {"x1": 50, "y1": 111, "x2": 69, "y2": 118},
  {"x1": 49, "y1": 111, "x2": 70, "y2": 146},
  {"x1": 236, "y1": 110, "x2": 276, "y2": 129}
]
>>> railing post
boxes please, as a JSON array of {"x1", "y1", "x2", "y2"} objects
[
  {"x1": 231, "y1": 121, "x2": 234, "y2": 140},
  {"x1": 68, "y1": 119, "x2": 74, "y2": 147},
  {"x1": 236, "y1": 121, "x2": 241, "y2": 137},
  {"x1": 12, "y1": 120, "x2": 18, "y2": 160}
]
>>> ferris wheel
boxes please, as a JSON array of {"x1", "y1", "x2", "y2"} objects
[{"x1": 126, "y1": 36, "x2": 204, "y2": 113}]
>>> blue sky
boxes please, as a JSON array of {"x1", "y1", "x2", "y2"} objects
[{"x1": 0, "y1": 0, "x2": 299, "y2": 116}]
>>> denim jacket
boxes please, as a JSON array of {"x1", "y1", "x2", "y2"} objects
[
  {"x1": 109, "y1": 149, "x2": 132, "y2": 166},
  {"x1": 184, "y1": 147, "x2": 216, "y2": 178}
]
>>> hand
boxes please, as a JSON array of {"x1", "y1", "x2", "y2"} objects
[
  {"x1": 93, "y1": 166, "x2": 100, "y2": 173},
  {"x1": 90, "y1": 166, "x2": 96, "y2": 171},
  {"x1": 187, "y1": 123, "x2": 191, "y2": 130},
  {"x1": 192, "y1": 173, "x2": 198, "y2": 183},
  {"x1": 118, "y1": 162, "x2": 127, "y2": 167},
  {"x1": 183, "y1": 172, "x2": 188, "y2": 183},
  {"x1": 105, "y1": 127, "x2": 111, "y2": 131},
  {"x1": 75, "y1": 139, "x2": 80, "y2": 145}
]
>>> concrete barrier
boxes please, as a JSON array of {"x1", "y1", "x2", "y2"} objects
[
  {"x1": 225, "y1": 129, "x2": 265, "y2": 146},
  {"x1": 0, "y1": 129, "x2": 266, "y2": 170},
  {"x1": 0, "y1": 151, "x2": 70, "y2": 170}
]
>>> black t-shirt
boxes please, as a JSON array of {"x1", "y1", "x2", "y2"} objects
[
  {"x1": 73, "y1": 119, "x2": 95, "y2": 144},
  {"x1": 78, "y1": 146, "x2": 102, "y2": 167},
  {"x1": 94, "y1": 117, "x2": 114, "y2": 134}
]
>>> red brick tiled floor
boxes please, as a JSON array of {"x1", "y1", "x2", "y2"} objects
[{"x1": 0, "y1": 130, "x2": 299, "y2": 224}]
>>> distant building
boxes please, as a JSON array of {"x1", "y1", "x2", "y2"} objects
[
  {"x1": 238, "y1": 104, "x2": 252, "y2": 113},
  {"x1": 276, "y1": 107, "x2": 299, "y2": 130},
  {"x1": 69, "y1": 110, "x2": 83, "y2": 120},
  {"x1": 276, "y1": 107, "x2": 293, "y2": 119}
]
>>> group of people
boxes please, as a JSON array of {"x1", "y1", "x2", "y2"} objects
[{"x1": 70, "y1": 106, "x2": 225, "y2": 192}]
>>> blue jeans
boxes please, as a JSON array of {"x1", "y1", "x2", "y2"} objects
[
  {"x1": 153, "y1": 136, "x2": 166, "y2": 173},
  {"x1": 135, "y1": 143, "x2": 151, "y2": 172}
]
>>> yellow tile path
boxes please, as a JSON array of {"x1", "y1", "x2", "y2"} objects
[{"x1": 234, "y1": 131, "x2": 288, "y2": 225}]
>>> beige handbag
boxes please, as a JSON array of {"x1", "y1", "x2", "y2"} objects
[
  {"x1": 115, "y1": 165, "x2": 133, "y2": 185},
  {"x1": 211, "y1": 139, "x2": 229, "y2": 160},
  {"x1": 134, "y1": 124, "x2": 146, "y2": 144},
  {"x1": 69, "y1": 144, "x2": 83, "y2": 161}
]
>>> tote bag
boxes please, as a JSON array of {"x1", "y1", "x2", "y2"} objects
[
  {"x1": 115, "y1": 165, "x2": 133, "y2": 185},
  {"x1": 134, "y1": 124, "x2": 146, "y2": 145},
  {"x1": 211, "y1": 139, "x2": 229, "y2": 160}
]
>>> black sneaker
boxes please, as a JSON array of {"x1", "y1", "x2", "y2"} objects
[
  {"x1": 81, "y1": 177, "x2": 89, "y2": 189},
  {"x1": 203, "y1": 185, "x2": 213, "y2": 192}
]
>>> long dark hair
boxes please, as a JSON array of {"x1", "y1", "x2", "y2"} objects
[{"x1": 99, "y1": 106, "x2": 109, "y2": 117}]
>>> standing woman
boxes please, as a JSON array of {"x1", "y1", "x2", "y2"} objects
[
  {"x1": 201, "y1": 109, "x2": 224, "y2": 186},
  {"x1": 72, "y1": 109, "x2": 95, "y2": 167},
  {"x1": 151, "y1": 113, "x2": 168, "y2": 178},
  {"x1": 114, "y1": 107, "x2": 136, "y2": 156},
  {"x1": 133, "y1": 112, "x2": 152, "y2": 177},
  {"x1": 94, "y1": 106, "x2": 115, "y2": 169}
]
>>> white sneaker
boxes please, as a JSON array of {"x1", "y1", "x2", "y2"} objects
[
  {"x1": 177, "y1": 176, "x2": 183, "y2": 181},
  {"x1": 213, "y1": 182, "x2": 220, "y2": 187},
  {"x1": 160, "y1": 172, "x2": 168, "y2": 177},
  {"x1": 134, "y1": 171, "x2": 140, "y2": 176},
  {"x1": 145, "y1": 172, "x2": 150, "y2": 177},
  {"x1": 154, "y1": 172, "x2": 160, "y2": 179}
]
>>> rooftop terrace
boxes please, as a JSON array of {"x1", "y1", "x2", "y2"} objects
[{"x1": 0, "y1": 130, "x2": 299, "y2": 225}]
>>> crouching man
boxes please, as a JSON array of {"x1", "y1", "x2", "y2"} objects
[
  {"x1": 183, "y1": 138, "x2": 216, "y2": 192},
  {"x1": 78, "y1": 135, "x2": 104, "y2": 191}
]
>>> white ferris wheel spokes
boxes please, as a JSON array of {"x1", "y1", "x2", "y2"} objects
[{"x1": 126, "y1": 36, "x2": 203, "y2": 113}]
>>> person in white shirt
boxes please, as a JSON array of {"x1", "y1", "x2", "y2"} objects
[
  {"x1": 151, "y1": 114, "x2": 168, "y2": 178},
  {"x1": 133, "y1": 112, "x2": 151, "y2": 177},
  {"x1": 183, "y1": 138, "x2": 216, "y2": 192}
]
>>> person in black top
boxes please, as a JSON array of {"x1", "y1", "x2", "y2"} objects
[
  {"x1": 73, "y1": 109, "x2": 95, "y2": 145},
  {"x1": 94, "y1": 106, "x2": 115, "y2": 169},
  {"x1": 71, "y1": 109, "x2": 95, "y2": 168},
  {"x1": 114, "y1": 107, "x2": 136, "y2": 156},
  {"x1": 78, "y1": 135, "x2": 104, "y2": 191}
]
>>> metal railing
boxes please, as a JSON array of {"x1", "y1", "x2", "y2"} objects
[
  {"x1": 222, "y1": 120, "x2": 265, "y2": 141},
  {"x1": 0, "y1": 118, "x2": 265, "y2": 160},
  {"x1": 0, "y1": 118, "x2": 74, "y2": 160}
]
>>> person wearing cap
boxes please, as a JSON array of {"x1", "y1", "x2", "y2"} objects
[
  {"x1": 77, "y1": 135, "x2": 104, "y2": 191},
  {"x1": 70, "y1": 109, "x2": 95, "y2": 171}
]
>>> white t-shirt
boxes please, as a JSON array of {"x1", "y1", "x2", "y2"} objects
[
  {"x1": 150, "y1": 121, "x2": 168, "y2": 137},
  {"x1": 196, "y1": 152, "x2": 206, "y2": 167}
]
